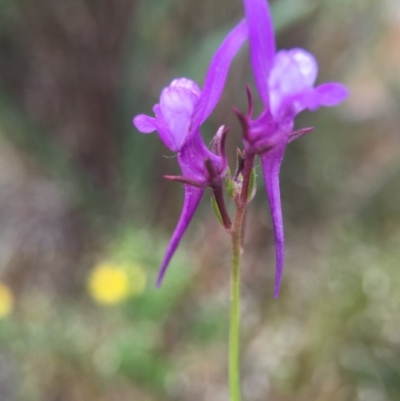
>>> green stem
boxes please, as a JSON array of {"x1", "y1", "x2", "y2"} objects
[
  {"x1": 230, "y1": 215, "x2": 242, "y2": 401},
  {"x1": 229, "y1": 153, "x2": 255, "y2": 401}
]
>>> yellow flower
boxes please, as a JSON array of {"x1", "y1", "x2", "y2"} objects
[
  {"x1": 88, "y1": 263, "x2": 130, "y2": 305},
  {"x1": 88, "y1": 262, "x2": 146, "y2": 305},
  {"x1": 0, "y1": 282, "x2": 13, "y2": 318}
]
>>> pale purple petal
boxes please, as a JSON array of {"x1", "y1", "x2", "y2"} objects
[
  {"x1": 260, "y1": 144, "x2": 286, "y2": 298},
  {"x1": 159, "y1": 85, "x2": 199, "y2": 151},
  {"x1": 278, "y1": 89, "x2": 314, "y2": 118},
  {"x1": 308, "y1": 83, "x2": 349, "y2": 110},
  {"x1": 170, "y1": 78, "x2": 201, "y2": 96},
  {"x1": 192, "y1": 20, "x2": 248, "y2": 127},
  {"x1": 269, "y1": 49, "x2": 318, "y2": 118},
  {"x1": 156, "y1": 186, "x2": 204, "y2": 286},
  {"x1": 243, "y1": 0, "x2": 276, "y2": 108},
  {"x1": 135, "y1": 104, "x2": 175, "y2": 151},
  {"x1": 281, "y1": 82, "x2": 349, "y2": 118},
  {"x1": 133, "y1": 114, "x2": 157, "y2": 133}
]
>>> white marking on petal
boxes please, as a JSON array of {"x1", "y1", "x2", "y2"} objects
[{"x1": 170, "y1": 78, "x2": 201, "y2": 97}]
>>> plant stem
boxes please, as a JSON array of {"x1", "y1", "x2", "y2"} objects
[
  {"x1": 229, "y1": 152, "x2": 255, "y2": 401},
  {"x1": 229, "y1": 209, "x2": 243, "y2": 401}
]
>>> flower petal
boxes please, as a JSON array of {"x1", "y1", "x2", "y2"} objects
[
  {"x1": 192, "y1": 20, "x2": 248, "y2": 127},
  {"x1": 170, "y1": 78, "x2": 201, "y2": 96},
  {"x1": 159, "y1": 85, "x2": 200, "y2": 151},
  {"x1": 269, "y1": 49, "x2": 318, "y2": 118},
  {"x1": 243, "y1": 0, "x2": 276, "y2": 108},
  {"x1": 282, "y1": 82, "x2": 349, "y2": 118},
  {"x1": 308, "y1": 83, "x2": 349, "y2": 110},
  {"x1": 133, "y1": 114, "x2": 157, "y2": 133},
  {"x1": 156, "y1": 186, "x2": 204, "y2": 286},
  {"x1": 260, "y1": 144, "x2": 286, "y2": 298},
  {"x1": 179, "y1": 129, "x2": 222, "y2": 181}
]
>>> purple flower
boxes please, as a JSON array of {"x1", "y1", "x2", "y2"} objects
[
  {"x1": 134, "y1": 21, "x2": 247, "y2": 285},
  {"x1": 241, "y1": 0, "x2": 348, "y2": 297}
]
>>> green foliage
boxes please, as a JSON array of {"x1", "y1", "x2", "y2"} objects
[{"x1": 2, "y1": 227, "x2": 400, "y2": 400}]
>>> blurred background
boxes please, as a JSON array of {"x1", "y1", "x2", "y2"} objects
[{"x1": 0, "y1": 0, "x2": 399, "y2": 400}]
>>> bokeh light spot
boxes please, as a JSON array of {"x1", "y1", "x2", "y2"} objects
[
  {"x1": 88, "y1": 263, "x2": 131, "y2": 305},
  {"x1": 0, "y1": 282, "x2": 13, "y2": 318}
]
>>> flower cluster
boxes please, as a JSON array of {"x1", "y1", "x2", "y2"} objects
[{"x1": 133, "y1": 0, "x2": 348, "y2": 296}]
